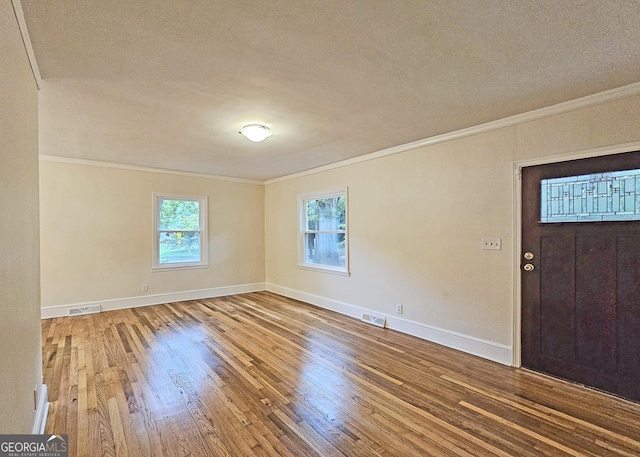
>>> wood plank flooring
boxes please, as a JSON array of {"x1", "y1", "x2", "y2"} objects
[{"x1": 42, "y1": 291, "x2": 640, "y2": 456}]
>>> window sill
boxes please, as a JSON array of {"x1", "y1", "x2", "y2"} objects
[
  {"x1": 152, "y1": 263, "x2": 209, "y2": 272},
  {"x1": 297, "y1": 263, "x2": 350, "y2": 276}
]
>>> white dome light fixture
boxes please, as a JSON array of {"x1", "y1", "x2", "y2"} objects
[{"x1": 239, "y1": 124, "x2": 272, "y2": 142}]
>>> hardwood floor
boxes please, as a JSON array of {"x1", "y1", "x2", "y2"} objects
[{"x1": 42, "y1": 292, "x2": 640, "y2": 456}]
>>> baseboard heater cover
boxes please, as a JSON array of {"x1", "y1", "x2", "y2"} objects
[
  {"x1": 361, "y1": 313, "x2": 386, "y2": 328},
  {"x1": 68, "y1": 304, "x2": 101, "y2": 316}
]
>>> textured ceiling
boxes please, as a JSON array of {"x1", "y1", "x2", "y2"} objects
[{"x1": 21, "y1": 0, "x2": 640, "y2": 180}]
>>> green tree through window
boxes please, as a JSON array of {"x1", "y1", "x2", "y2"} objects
[
  {"x1": 153, "y1": 194, "x2": 207, "y2": 268},
  {"x1": 301, "y1": 192, "x2": 348, "y2": 272}
]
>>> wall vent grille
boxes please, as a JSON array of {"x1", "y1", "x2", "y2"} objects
[
  {"x1": 68, "y1": 305, "x2": 101, "y2": 316},
  {"x1": 361, "y1": 313, "x2": 386, "y2": 328}
]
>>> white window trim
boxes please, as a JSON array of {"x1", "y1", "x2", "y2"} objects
[
  {"x1": 298, "y1": 188, "x2": 349, "y2": 276},
  {"x1": 152, "y1": 193, "x2": 208, "y2": 271}
]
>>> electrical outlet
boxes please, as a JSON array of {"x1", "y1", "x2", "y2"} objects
[
  {"x1": 395, "y1": 304, "x2": 403, "y2": 314},
  {"x1": 142, "y1": 284, "x2": 148, "y2": 292},
  {"x1": 482, "y1": 238, "x2": 502, "y2": 250}
]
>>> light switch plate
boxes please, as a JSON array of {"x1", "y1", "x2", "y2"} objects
[{"x1": 482, "y1": 238, "x2": 502, "y2": 250}]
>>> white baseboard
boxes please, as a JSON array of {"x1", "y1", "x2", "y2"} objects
[
  {"x1": 31, "y1": 384, "x2": 49, "y2": 434},
  {"x1": 266, "y1": 283, "x2": 513, "y2": 366},
  {"x1": 40, "y1": 282, "x2": 266, "y2": 319},
  {"x1": 41, "y1": 281, "x2": 513, "y2": 366}
]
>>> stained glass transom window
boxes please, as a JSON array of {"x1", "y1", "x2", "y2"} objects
[{"x1": 541, "y1": 169, "x2": 640, "y2": 223}]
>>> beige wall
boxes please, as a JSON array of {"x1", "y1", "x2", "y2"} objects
[
  {"x1": 265, "y1": 94, "x2": 640, "y2": 353},
  {"x1": 40, "y1": 161, "x2": 265, "y2": 309},
  {"x1": 0, "y1": 0, "x2": 42, "y2": 433}
]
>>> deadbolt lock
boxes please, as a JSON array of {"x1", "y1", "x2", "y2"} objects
[
  {"x1": 523, "y1": 263, "x2": 535, "y2": 271},
  {"x1": 524, "y1": 252, "x2": 534, "y2": 260}
]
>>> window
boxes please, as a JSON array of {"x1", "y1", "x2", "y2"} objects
[
  {"x1": 153, "y1": 194, "x2": 208, "y2": 269},
  {"x1": 541, "y1": 169, "x2": 640, "y2": 223},
  {"x1": 299, "y1": 190, "x2": 348, "y2": 275}
]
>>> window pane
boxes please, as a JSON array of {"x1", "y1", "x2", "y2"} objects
[
  {"x1": 306, "y1": 196, "x2": 345, "y2": 231},
  {"x1": 159, "y1": 232, "x2": 201, "y2": 264},
  {"x1": 541, "y1": 169, "x2": 640, "y2": 223},
  {"x1": 159, "y1": 199, "x2": 200, "y2": 230},
  {"x1": 304, "y1": 232, "x2": 345, "y2": 267}
]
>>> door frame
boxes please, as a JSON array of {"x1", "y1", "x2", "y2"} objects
[{"x1": 511, "y1": 140, "x2": 640, "y2": 368}]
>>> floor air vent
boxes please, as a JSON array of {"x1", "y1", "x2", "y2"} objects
[
  {"x1": 361, "y1": 313, "x2": 386, "y2": 328},
  {"x1": 68, "y1": 305, "x2": 101, "y2": 316}
]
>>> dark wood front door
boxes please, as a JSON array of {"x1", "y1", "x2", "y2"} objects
[{"x1": 521, "y1": 151, "x2": 640, "y2": 402}]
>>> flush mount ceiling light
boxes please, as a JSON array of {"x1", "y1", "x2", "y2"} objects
[{"x1": 239, "y1": 124, "x2": 272, "y2": 142}]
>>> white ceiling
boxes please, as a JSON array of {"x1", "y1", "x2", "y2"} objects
[{"x1": 20, "y1": 0, "x2": 640, "y2": 181}]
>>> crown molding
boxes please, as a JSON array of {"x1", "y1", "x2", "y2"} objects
[
  {"x1": 266, "y1": 82, "x2": 640, "y2": 185},
  {"x1": 11, "y1": 0, "x2": 41, "y2": 89},
  {"x1": 38, "y1": 155, "x2": 265, "y2": 185}
]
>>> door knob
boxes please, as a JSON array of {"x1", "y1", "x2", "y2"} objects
[{"x1": 523, "y1": 263, "x2": 535, "y2": 271}]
